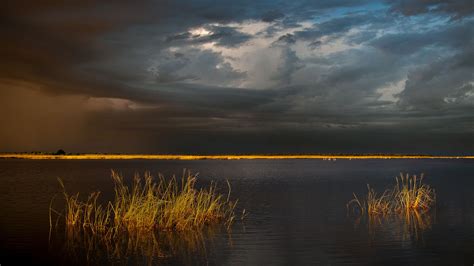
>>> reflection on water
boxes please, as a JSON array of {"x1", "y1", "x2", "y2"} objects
[
  {"x1": 351, "y1": 209, "x2": 434, "y2": 244},
  {"x1": 1, "y1": 159, "x2": 474, "y2": 265},
  {"x1": 347, "y1": 173, "x2": 437, "y2": 246},
  {"x1": 46, "y1": 169, "x2": 240, "y2": 264},
  {"x1": 49, "y1": 224, "x2": 231, "y2": 265}
]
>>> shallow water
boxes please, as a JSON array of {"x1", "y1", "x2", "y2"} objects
[{"x1": 0, "y1": 159, "x2": 473, "y2": 265}]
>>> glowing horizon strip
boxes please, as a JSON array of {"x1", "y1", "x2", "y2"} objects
[{"x1": 0, "y1": 154, "x2": 472, "y2": 160}]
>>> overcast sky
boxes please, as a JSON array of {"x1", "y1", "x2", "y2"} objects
[{"x1": 1, "y1": 0, "x2": 473, "y2": 154}]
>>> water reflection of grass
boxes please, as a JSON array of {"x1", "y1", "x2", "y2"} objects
[
  {"x1": 351, "y1": 208, "x2": 434, "y2": 242},
  {"x1": 50, "y1": 170, "x2": 241, "y2": 263},
  {"x1": 347, "y1": 173, "x2": 436, "y2": 241},
  {"x1": 55, "y1": 224, "x2": 222, "y2": 264}
]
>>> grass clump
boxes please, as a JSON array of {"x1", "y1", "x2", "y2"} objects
[
  {"x1": 392, "y1": 173, "x2": 436, "y2": 213},
  {"x1": 52, "y1": 170, "x2": 239, "y2": 236},
  {"x1": 347, "y1": 173, "x2": 436, "y2": 216},
  {"x1": 349, "y1": 185, "x2": 392, "y2": 215},
  {"x1": 347, "y1": 173, "x2": 436, "y2": 241},
  {"x1": 110, "y1": 170, "x2": 237, "y2": 232}
]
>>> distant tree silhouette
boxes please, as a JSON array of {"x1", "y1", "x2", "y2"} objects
[{"x1": 55, "y1": 149, "x2": 66, "y2": 155}]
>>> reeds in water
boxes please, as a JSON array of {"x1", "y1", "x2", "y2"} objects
[
  {"x1": 392, "y1": 173, "x2": 436, "y2": 213},
  {"x1": 52, "y1": 170, "x2": 239, "y2": 236},
  {"x1": 348, "y1": 185, "x2": 392, "y2": 215},
  {"x1": 110, "y1": 170, "x2": 238, "y2": 232},
  {"x1": 347, "y1": 173, "x2": 436, "y2": 216},
  {"x1": 347, "y1": 173, "x2": 436, "y2": 241}
]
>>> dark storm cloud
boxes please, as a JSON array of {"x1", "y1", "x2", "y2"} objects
[
  {"x1": 149, "y1": 48, "x2": 247, "y2": 85},
  {"x1": 274, "y1": 34, "x2": 297, "y2": 45},
  {"x1": 0, "y1": 0, "x2": 162, "y2": 99},
  {"x1": 308, "y1": 40, "x2": 323, "y2": 49},
  {"x1": 166, "y1": 25, "x2": 253, "y2": 48},
  {"x1": 261, "y1": 10, "x2": 285, "y2": 22},
  {"x1": 398, "y1": 46, "x2": 474, "y2": 109},
  {"x1": 370, "y1": 19, "x2": 474, "y2": 55},
  {"x1": 388, "y1": 0, "x2": 474, "y2": 18},
  {"x1": 0, "y1": 0, "x2": 378, "y2": 95},
  {"x1": 197, "y1": 25, "x2": 254, "y2": 47},
  {"x1": 0, "y1": 0, "x2": 473, "y2": 154},
  {"x1": 271, "y1": 48, "x2": 304, "y2": 85},
  {"x1": 294, "y1": 13, "x2": 387, "y2": 42}
]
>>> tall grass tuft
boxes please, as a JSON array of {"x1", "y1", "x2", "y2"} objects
[
  {"x1": 393, "y1": 173, "x2": 436, "y2": 213},
  {"x1": 109, "y1": 170, "x2": 238, "y2": 232},
  {"x1": 347, "y1": 173, "x2": 436, "y2": 241},
  {"x1": 52, "y1": 170, "x2": 239, "y2": 237},
  {"x1": 347, "y1": 173, "x2": 436, "y2": 216}
]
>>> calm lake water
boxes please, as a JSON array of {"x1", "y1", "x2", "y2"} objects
[{"x1": 0, "y1": 159, "x2": 473, "y2": 265}]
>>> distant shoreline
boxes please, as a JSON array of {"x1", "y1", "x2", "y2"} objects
[{"x1": 0, "y1": 154, "x2": 473, "y2": 160}]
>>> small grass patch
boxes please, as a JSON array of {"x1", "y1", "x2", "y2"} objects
[
  {"x1": 347, "y1": 173, "x2": 436, "y2": 216},
  {"x1": 347, "y1": 173, "x2": 436, "y2": 241}
]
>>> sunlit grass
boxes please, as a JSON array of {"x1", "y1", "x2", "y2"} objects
[
  {"x1": 49, "y1": 170, "x2": 240, "y2": 262},
  {"x1": 393, "y1": 173, "x2": 436, "y2": 213},
  {"x1": 347, "y1": 173, "x2": 436, "y2": 216},
  {"x1": 348, "y1": 185, "x2": 392, "y2": 215},
  {"x1": 347, "y1": 173, "x2": 436, "y2": 241},
  {"x1": 51, "y1": 170, "x2": 239, "y2": 236},
  {"x1": 110, "y1": 170, "x2": 238, "y2": 232}
]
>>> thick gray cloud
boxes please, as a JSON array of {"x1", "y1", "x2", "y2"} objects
[
  {"x1": 166, "y1": 25, "x2": 253, "y2": 48},
  {"x1": 370, "y1": 19, "x2": 474, "y2": 55},
  {"x1": 388, "y1": 0, "x2": 474, "y2": 18},
  {"x1": 148, "y1": 48, "x2": 246, "y2": 85},
  {"x1": 398, "y1": 46, "x2": 474, "y2": 110},
  {"x1": 0, "y1": 0, "x2": 472, "y2": 154},
  {"x1": 261, "y1": 10, "x2": 285, "y2": 22}
]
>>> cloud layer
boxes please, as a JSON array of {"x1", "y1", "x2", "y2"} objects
[{"x1": 1, "y1": 0, "x2": 472, "y2": 154}]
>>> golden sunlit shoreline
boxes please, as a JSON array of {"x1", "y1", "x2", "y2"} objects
[{"x1": 0, "y1": 154, "x2": 473, "y2": 160}]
